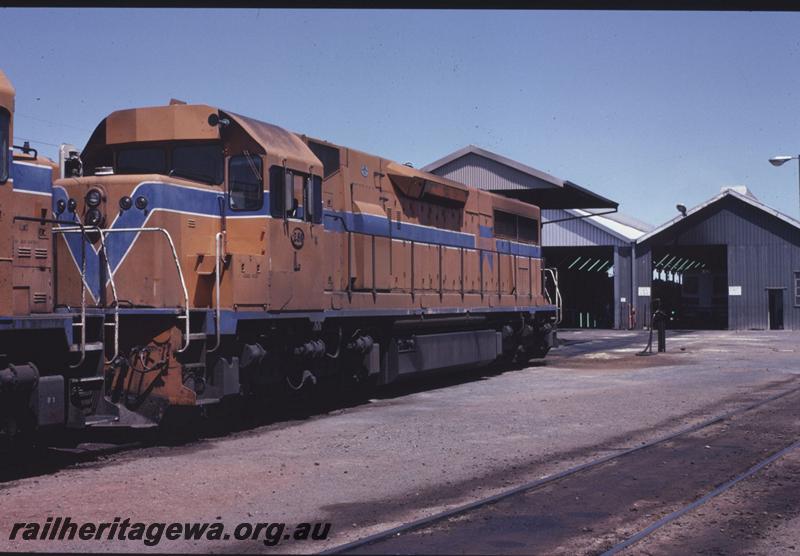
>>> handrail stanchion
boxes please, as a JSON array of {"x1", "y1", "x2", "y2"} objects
[
  {"x1": 97, "y1": 229, "x2": 120, "y2": 363},
  {"x1": 207, "y1": 231, "x2": 224, "y2": 354}
]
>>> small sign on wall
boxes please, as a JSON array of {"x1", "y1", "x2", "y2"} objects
[
  {"x1": 620, "y1": 297, "x2": 627, "y2": 303},
  {"x1": 729, "y1": 285, "x2": 742, "y2": 296},
  {"x1": 638, "y1": 287, "x2": 651, "y2": 297}
]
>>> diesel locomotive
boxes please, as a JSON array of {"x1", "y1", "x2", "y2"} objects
[
  {"x1": 52, "y1": 102, "x2": 561, "y2": 428},
  {"x1": 0, "y1": 69, "x2": 106, "y2": 443}
]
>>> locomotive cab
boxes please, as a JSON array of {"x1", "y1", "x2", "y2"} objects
[
  {"x1": 53, "y1": 103, "x2": 326, "y2": 424},
  {"x1": 54, "y1": 103, "x2": 324, "y2": 312}
]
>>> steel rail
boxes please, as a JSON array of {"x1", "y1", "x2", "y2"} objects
[
  {"x1": 601, "y1": 437, "x2": 800, "y2": 556},
  {"x1": 320, "y1": 380, "x2": 800, "y2": 555}
]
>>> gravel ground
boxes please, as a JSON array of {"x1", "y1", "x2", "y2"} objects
[
  {"x1": 0, "y1": 329, "x2": 798, "y2": 554},
  {"x1": 633, "y1": 436, "x2": 800, "y2": 555}
]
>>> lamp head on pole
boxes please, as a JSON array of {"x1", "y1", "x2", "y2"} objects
[{"x1": 769, "y1": 155, "x2": 795, "y2": 167}]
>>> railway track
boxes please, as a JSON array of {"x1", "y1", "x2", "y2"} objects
[{"x1": 323, "y1": 379, "x2": 800, "y2": 554}]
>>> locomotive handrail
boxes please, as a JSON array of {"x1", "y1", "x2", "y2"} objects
[
  {"x1": 207, "y1": 231, "x2": 224, "y2": 354},
  {"x1": 74, "y1": 220, "x2": 88, "y2": 368},
  {"x1": 9, "y1": 216, "x2": 91, "y2": 369},
  {"x1": 36, "y1": 216, "x2": 86, "y2": 369},
  {"x1": 15, "y1": 215, "x2": 91, "y2": 367},
  {"x1": 53, "y1": 226, "x2": 192, "y2": 353},
  {"x1": 96, "y1": 229, "x2": 120, "y2": 364},
  {"x1": 543, "y1": 267, "x2": 562, "y2": 325}
]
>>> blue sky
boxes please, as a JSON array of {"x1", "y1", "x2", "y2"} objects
[{"x1": 5, "y1": 9, "x2": 800, "y2": 224}]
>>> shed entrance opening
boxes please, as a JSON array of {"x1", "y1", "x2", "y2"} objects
[
  {"x1": 544, "y1": 246, "x2": 614, "y2": 329},
  {"x1": 651, "y1": 245, "x2": 728, "y2": 329}
]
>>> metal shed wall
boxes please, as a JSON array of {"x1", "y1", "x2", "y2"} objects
[
  {"x1": 633, "y1": 243, "x2": 653, "y2": 327},
  {"x1": 429, "y1": 153, "x2": 555, "y2": 191},
  {"x1": 542, "y1": 209, "x2": 636, "y2": 329},
  {"x1": 635, "y1": 196, "x2": 800, "y2": 330},
  {"x1": 542, "y1": 209, "x2": 630, "y2": 247},
  {"x1": 614, "y1": 246, "x2": 633, "y2": 329}
]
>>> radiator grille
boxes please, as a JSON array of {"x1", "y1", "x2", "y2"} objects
[
  {"x1": 16, "y1": 246, "x2": 32, "y2": 258},
  {"x1": 34, "y1": 248, "x2": 48, "y2": 259},
  {"x1": 33, "y1": 293, "x2": 47, "y2": 304}
]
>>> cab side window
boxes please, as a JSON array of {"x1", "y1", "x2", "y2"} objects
[
  {"x1": 229, "y1": 154, "x2": 263, "y2": 211},
  {"x1": 0, "y1": 109, "x2": 10, "y2": 184},
  {"x1": 268, "y1": 165, "x2": 322, "y2": 223},
  {"x1": 493, "y1": 209, "x2": 539, "y2": 244}
]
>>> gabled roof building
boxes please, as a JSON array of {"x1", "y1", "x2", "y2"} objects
[
  {"x1": 425, "y1": 144, "x2": 800, "y2": 331},
  {"x1": 634, "y1": 186, "x2": 800, "y2": 330},
  {"x1": 424, "y1": 145, "x2": 638, "y2": 329}
]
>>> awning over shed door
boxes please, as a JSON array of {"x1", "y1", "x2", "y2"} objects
[
  {"x1": 498, "y1": 180, "x2": 618, "y2": 210},
  {"x1": 386, "y1": 162, "x2": 470, "y2": 206}
]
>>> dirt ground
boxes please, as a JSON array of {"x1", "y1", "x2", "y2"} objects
[
  {"x1": 0, "y1": 329, "x2": 798, "y2": 554},
  {"x1": 348, "y1": 381, "x2": 800, "y2": 554}
]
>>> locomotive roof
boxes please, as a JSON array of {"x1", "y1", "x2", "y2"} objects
[
  {"x1": 87, "y1": 103, "x2": 321, "y2": 171},
  {"x1": 0, "y1": 70, "x2": 15, "y2": 114},
  {"x1": 225, "y1": 110, "x2": 321, "y2": 170}
]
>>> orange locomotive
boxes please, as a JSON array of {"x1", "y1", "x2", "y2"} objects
[
  {"x1": 53, "y1": 103, "x2": 559, "y2": 427},
  {"x1": 0, "y1": 70, "x2": 108, "y2": 442}
]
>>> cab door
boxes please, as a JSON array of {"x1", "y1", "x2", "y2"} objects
[
  {"x1": 224, "y1": 153, "x2": 269, "y2": 309},
  {"x1": 264, "y1": 164, "x2": 325, "y2": 311}
]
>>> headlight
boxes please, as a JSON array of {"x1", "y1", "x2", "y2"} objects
[
  {"x1": 85, "y1": 208, "x2": 104, "y2": 227},
  {"x1": 135, "y1": 196, "x2": 148, "y2": 210},
  {"x1": 85, "y1": 188, "x2": 103, "y2": 207},
  {"x1": 55, "y1": 199, "x2": 66, "y2": 215},
  {"x1": 119, "y1": 196, "x2": 133, "y2": 211},
  {"x1": 67, "y1": 198, "x2": 78, "y2": 213}
]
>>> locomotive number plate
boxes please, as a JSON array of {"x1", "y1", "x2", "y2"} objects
[{"x1": 290, "y1": 227, "x2": 305, "y2": 250}]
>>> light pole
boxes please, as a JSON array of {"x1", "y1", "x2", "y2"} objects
[{"x1": 768, "y1": 154, "x2": 800, "y2": 218}]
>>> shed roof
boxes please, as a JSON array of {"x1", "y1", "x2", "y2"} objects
[
  {"x1": 422, "y1": 144, "x2": 617, "y2": 209},
  {"x1": 543, "y1": 208, "x2": 651, "y2": 244},
  {"x1": 636, "y1": 188, "x2": 800, "y2": 244}
]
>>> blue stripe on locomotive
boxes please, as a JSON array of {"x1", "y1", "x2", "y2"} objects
[
  {"x1": 10, "y1": 160, "x2": 52, "y2": 194},
  {"x1": 53, "y1": 181, "x2": 540, "y2": 301}
]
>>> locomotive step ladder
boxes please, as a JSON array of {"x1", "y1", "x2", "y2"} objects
[
  {"x1": 54, "y1": 225, "x2": 195, "y2": 364},
  {"x1": 543, "y1": 267, "x2": 563, "y2": 325},
  {"x1": 177, "y1": 310, "x2": 223, "y2": 407}
]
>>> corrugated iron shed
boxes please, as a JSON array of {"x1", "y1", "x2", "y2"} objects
[
  {"x1": 422, "y1": 145, "x2": 618, "y2": 209},
  {"x1": 634, "y1": 188, "x2": 800, "y2": 330},
  {"x1": 543, "y1": 208, "x2": 651, "y2": 247}
]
